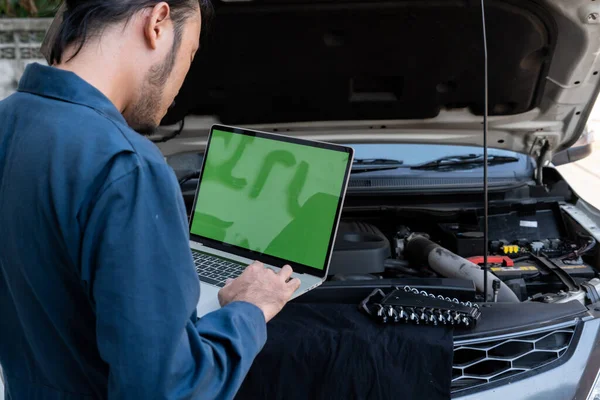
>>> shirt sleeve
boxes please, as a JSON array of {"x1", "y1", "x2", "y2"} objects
[{"x1": 80, "y1": 158, "x2": 267, "y2": 399}]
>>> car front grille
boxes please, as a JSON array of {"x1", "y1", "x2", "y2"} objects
[{"x1": 452, "y1": 323, "x2": 577, "y2": 392}]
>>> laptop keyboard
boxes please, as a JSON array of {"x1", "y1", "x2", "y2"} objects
[{"x1": 192, "y1": 251, "x2": 246, "y2": 288}]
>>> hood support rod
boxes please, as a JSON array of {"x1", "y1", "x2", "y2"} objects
[{"x1": 481, "y1": 0, "x2": 490, "y2": 302}]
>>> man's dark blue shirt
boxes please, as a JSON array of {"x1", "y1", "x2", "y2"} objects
[{"x1": 0, "y1": 63, "x2": 266, "y2": 399}]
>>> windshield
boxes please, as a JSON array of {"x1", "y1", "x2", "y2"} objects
[
  {"x1": 350, "y1": 144, "x2": 528, "y2": 166},
  {"x1": 349, "y1": 144, "x2": 532, "y2": 174},
  {"x1": 169, "y1": 143, "x2": 534, "y2": 193}
]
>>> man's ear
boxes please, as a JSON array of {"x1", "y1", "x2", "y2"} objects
[{"x1": 144, "y1": 2, "x2": 172, "y2": 50}]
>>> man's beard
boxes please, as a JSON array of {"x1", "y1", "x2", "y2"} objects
[{"x1": 127, "y1": 46, "x2": 177, "y2": 136}]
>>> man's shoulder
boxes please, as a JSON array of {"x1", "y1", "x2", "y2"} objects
[
  {"x1": 109, "y1": 120, "x2": 167, "y2": 167},
  {"x1": 71, "y1": 107, "x2": 172, "y2": 187},
  {"x1": 0, "y1": 91, "x2": 172, "y2": 199},
  {"x1": 2, "y1": 91, "x2": 165, "y2": 167}
]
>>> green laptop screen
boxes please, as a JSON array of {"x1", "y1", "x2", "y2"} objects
[{"x1": 190, "y1": 129, "x2": 350, "y2": 270}]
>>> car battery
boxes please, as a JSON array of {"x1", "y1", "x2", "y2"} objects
[
  {"x1": 467, "y1": 255, "x2": 596, "y2": 281},
  {"x1": 465, "y1": 255, "x2": 535, "y2": 280},
  {"x1": 489, "y1": 258, "x2": 595, "y2": 281}
]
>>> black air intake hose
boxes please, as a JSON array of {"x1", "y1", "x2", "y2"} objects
[{"x1": 405, "y1": 235, "x2": 519, "y2": 302}]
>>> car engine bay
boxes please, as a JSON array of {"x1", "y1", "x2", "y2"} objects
[
  {"x1": 317, "y1": 200, "x2": 600, "y2": 306},
  {"x1": 172, "y1": 153, "x2": 600, "y2": 310}
]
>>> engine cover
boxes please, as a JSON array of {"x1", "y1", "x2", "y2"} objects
[{"x1": 328, "y1": 221, "x2": 391, "y2": 275}]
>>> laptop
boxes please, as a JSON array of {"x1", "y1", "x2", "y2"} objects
[{"x1": 190, "y1": 124, "x2": 354, "y2": 317}]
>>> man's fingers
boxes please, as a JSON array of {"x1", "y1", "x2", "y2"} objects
[
  {"x1": 278, "y1": 265, "x2": 294, "y2": 281},
  {"x1": 217, "y1": 289, "x2": 228, "y2": 307},
  {"x1": 224, "y1": 278, "x2": 234, "y2": 287},
  {"x1": 246, "y1": 261, "x2": 263, "y2": 273},
  {"x1": 287, "y1": 277, "x2": 301, "y2": 292}
]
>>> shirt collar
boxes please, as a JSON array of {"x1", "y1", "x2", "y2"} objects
[{"x1": 17, "y1": 63, "x2": 127, "y2": 125}]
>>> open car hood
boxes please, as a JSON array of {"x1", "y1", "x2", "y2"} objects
[{"x1": 133, "y1": 1, "x2": 600, "y2": 158}]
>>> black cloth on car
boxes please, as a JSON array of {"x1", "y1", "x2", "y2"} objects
[{"x1": 236, "y1": 303, "x2": 453, "y2": 400}]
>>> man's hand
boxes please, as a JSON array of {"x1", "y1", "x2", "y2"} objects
[{"x1": 218, "y1": 262, "x2": 301, "y2": 322}]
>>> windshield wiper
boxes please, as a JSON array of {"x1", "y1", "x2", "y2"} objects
[
  {"x1": 353, "y1": 158, "x2": 404, "y2": 166},
  {"x1": 410, "y1": 154, "x2": 519, "y2": 171},
  {"x1": 351, "y1": 158, "x2": 405, "y2": 174}
]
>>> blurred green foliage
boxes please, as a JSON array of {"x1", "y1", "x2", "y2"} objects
[{"x1": 0, "y1": 0, "x2": 60, "y2": 18}]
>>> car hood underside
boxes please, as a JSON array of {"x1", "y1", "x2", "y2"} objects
[{"x1": 155, "y1": 0, "x2": 600, "y2": 160}]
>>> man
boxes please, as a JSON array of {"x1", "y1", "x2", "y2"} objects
[{"x1": 0, "y1": 1, "x2": 300, "y2": 398}]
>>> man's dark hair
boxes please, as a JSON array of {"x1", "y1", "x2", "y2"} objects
[{"x1": 49, "y1": 0, "x2": 213, "y2": 65}]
